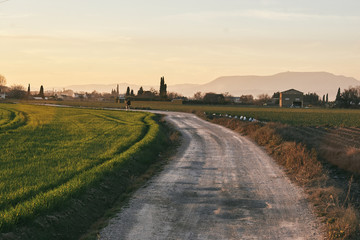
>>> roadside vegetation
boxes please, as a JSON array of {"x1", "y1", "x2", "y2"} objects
[
  {"x1": 0, "y1": 103, "x2": 171, "y2": 239},
  {"x1": 201, "y1": 113, "x2": 360, "y2": 239}
]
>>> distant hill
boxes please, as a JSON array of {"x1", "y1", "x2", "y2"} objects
[
  {"x1": 169, "y1": 72, "x2": 360, "y2": 100},
  {"x1": 58, "y1": 72, "x2": 360, "y2": 101}
]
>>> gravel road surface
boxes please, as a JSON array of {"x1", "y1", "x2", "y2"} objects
[{"x1": 99, "y1": 111, "x2": 323, "y2": 240}]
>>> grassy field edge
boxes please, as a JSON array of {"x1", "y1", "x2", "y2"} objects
[{"x1": 0, "y1": 113, "x2": 176, "y2": 240}]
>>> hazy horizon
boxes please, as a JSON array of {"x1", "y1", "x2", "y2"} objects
[
  {"x1": 40, "y1": 71, "x2": 358, "y2": 102},
  {"x1": 1, "y1": 0, "x2": 360, "y2": 89}
]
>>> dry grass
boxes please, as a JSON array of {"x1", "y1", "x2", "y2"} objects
[
  {"x1": 329, "y1": 205, "x2": 359, "y2": 239},
  {"x1": 203, "y1": 113, "x2": 359, "y2": 239},
  {"x1": 319, "y1": 147, "x2": 360, "y2": 174},
  {"x1": 309, "y1": 186, "x2": 358, "y2": 239},
  {"x1": 273, "y1": 142, "x2": 323, "y2": 181},
  {"x1": 272, "y1": 125, "x2": 360, "y2": 175}
]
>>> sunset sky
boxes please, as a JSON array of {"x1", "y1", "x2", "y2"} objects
[{"x1": 1, "y1": 0, "x2": 360, "y2": 90}]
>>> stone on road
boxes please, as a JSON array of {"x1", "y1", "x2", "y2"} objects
[{"x1": 99, "y1": 112, "x2": 323, "y2": 240}]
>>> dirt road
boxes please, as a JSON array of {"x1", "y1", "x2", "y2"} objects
[{"x1": 99, "y1": 112, "x2": 323, "y2": 239}]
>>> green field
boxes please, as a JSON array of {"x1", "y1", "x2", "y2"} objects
[
  {"x1": 0, "y1": 103, "x2": 163, "y2": 231},
  {"x1": 132, "y1": 102, "x2": 360, "y2": 127},
  {"x1": 29, "y1": 100, "x2": 360, "y2": 127},
  {"x1": 201, "y1": 106, "x2": 360, "y2": 127}
]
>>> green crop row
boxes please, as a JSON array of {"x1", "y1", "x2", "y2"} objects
[
  {"x1": 0, "y1": 104, "x2": 162, "y2": 231},
  {"x1": 20, "y1": 100, "x2": 360, "y2": 127},
  {"x1": 129, "y1": 102, "x2": 360, "y2": 127}
]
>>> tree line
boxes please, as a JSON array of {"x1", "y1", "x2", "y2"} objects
[
  {"x1": 1, "y1": 73, "x2": 359, "y2": 108},
  {"x1": 335, "y1": 86, "x2": 360, "y2": 108},
  {"x1": 191, "y1": 86, "x2": 360, "y2": 108},
  {"x1": 122, "y1": 76, "x2": 184, "y2": 101},
  {"x1": 0, "y1": 74, "x2": 45, "y2": 99},
  {"x1": 0, "y1": 75, "x2": 176, "y2": 101}
]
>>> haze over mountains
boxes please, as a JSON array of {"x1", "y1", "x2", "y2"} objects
[{"x1": 62, "y1": 72, "x2": 360, "y2": 101}]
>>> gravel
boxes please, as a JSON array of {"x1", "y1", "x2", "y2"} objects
[{"x1": 99, "y1": 111, "x2": 323, "y2": 240}]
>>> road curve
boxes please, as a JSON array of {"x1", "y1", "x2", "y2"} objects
[{"x1": 99, "y1": 111, "x2": 323, "y2": 240}]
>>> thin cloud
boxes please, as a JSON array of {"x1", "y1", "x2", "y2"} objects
[
  {"x1": 0, "y1": 0, "x2": 11, "y2": 4},
  {"x1": 241, "y1": 10, "x2": 360, "y2": 21},
  {"x1": 0, "y1": 33, "x2": 132, "y2": 43},
  {"x1": 0, "y1": 34, "x2": 55, "y2": 40},
  {"x1": 165, "y1": 9, "x2": 360, "y2": 21},
  {"x1": 0, "y1": 13, "x2": 32, "y2": 19}
]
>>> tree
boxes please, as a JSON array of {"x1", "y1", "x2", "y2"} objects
[
  {"x1": 159, "y1": 76, "x2": 167, "y2": 99},
  {"x1": 339, "y1": 86, "x2": 360, "y2": 108},
  {"x1": 322, "y1": 95, "x2": 325, "y2": 103},
  {"x1": 149, "y1": 87, "x2": 158, "y2": 96},
  {"x1": 326, "y1": 93, "x2": 328, "y2": 103},
  {"x1": 223, "y1": 92, "x2": 233, "y2": 97},
  {"x1": 8, "y1": 85, "x2": 26, "y2": 99},
  {"x1": 271, "y1": 92, "x2": 280, "y2": 104},
  {"x1": 137, "y1": 86, "x2": 144, "y2": 95},
  {"x1": 27, "y1": 84, "x2": 31, "y2": 96},
  {"x1": 90, "y1": 90, "x2": 101, "y2": 99},
  {"x1": 271, "y1": 92, "x2": 280, "y2": 99},
  {"x1": 130, "y1": 89, "x2": 134, "y2": 96},
  {"x1": 126, "y1": 86, "x2": 130, "y2": 96},
  {"x1": 0, "y1": 74, "x2": 6, "y2": 86},
  {"x1": 193, "y1": 91, "x2": 204, "y2": 100},
  {"x1": 255, "y1": 94, "x2": 271, "y2": 105},
  {"x1": 239, "y1": 95, "x2": 254, "y2": 104},
  {"x1": 167, "y1": 92, "x2": 183, "y2": 100},
  {"x1": 203, "y1": 93, "x2": 225, "y2": 104},
  {"x1": 39, "y1": 85, "x2": 44, "y2": 98},
  {"x1": 335, "y1": 87, "x2": 341, "y2": 102},
  {"x1": 304, "y1": 92, "x2": 320, "y2": 106}
]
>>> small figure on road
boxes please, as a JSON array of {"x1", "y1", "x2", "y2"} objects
[{"x1": 126, "y1": 99, "x2": 131, "y2": 110}]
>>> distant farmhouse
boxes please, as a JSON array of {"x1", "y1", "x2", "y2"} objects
[
  {"x1": 0, "y1": 86, "x2": 9, "y2": 99},
  {"x1": 279, "y1": 89, "x2": 304, "y2": 108}
]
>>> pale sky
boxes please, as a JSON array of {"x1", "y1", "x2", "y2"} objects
[{"x1": 1, "y1": 0, "x2": 360, "y2": 89}]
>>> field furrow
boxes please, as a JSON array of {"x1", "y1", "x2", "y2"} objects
[
  {"x1": 0, "y1": 107, "x2": 28, "y2": 132},
  {"x1": 0, "y1": 104, "x2": 162, "y2": 232},
  {"x1": 304, "y1": 127, "x2": 360, "y2": 148}
]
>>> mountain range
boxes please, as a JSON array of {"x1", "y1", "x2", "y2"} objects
[{"x1": 60, "y1": 72, "x2": 360, "y2": 100}]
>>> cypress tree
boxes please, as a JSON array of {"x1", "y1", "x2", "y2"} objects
[
  {"x1": 159, "y1": 76, "x2": 167, "y2": 99},
  {"x1": 326, "y1": 93, "x2": 328, "y2": 103},
  {"x1": 27, "y1": 84, "x2": 31, "y2": 95},
  {"x1": 39, "y1": 85, "x2": 44, "y2": 98},
  {"x1": 126, "y1": 86, "x2": 130, "y2": 96},
  {"x1": 159, "y1": 77, "x2": 164, "y2": 95},
  {"x1": 336, "y1": 87, "x2": 341, "y2": 102},
  {"x1": 137, "y1": 86, "x2": 144, "y2": 95}
]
